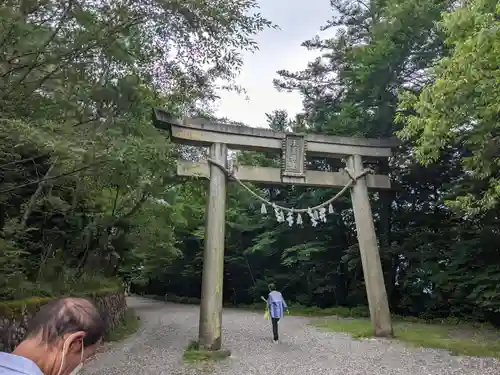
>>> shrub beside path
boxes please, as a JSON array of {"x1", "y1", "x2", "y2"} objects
[{"x1": 81, "y1": 296, "x2": 499, "y2": 375}]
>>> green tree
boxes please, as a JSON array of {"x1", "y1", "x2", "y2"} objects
[
  {"x1": 0, "y1": 0, "x2": 272, "y2": 299},
  {"x1": 398, "y1": 0, "x2": 500, "y2": 214}
]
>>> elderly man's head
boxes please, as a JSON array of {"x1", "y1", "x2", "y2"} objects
[{"x1": 13, "y1": 297, "x2": 105, "y2": 375}]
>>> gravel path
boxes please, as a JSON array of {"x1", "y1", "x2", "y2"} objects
[{"x1": 82, "y1": 296, "x2": 499, "y2": 375}]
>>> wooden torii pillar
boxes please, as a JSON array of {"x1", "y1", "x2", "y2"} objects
[{"x1": 153, "y1": 108, "x2": 399, "y2": 349}]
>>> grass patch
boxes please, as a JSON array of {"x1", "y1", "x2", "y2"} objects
[
  {"x1": 153, "y1": 294, "x2": 369, "y2": 318},
  {"x1": 104, "y1": 309, "x2": 140, "y2": 342},
  {"x1": 183, "y1": 340, "x2": 231, "y2": 364},
  {"x1": 313, "y1": 317, "x2": 500, "y2": 359},
  {"x1": 238, "y1": 302, "x2": 370, "y2": 318}
]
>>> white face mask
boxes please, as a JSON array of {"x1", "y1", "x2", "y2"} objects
[
  {"x1": 57, "y1": 337, "x2": 84, "y2": 375},
  {"x1": 69, "y1": 361, "x2": 83, "y2": 375}
]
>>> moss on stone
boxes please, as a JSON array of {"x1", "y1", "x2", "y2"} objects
[
  {"x1": 0, "y1": 287, "x2": 121, "y2": 318},
  {"x1": 0, "y1": 297, "x2": 52, "y2": 318}
]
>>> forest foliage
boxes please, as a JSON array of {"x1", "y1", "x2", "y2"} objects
[{"x1": 1, "y1": 0, "x2": 499, "y2": 326}]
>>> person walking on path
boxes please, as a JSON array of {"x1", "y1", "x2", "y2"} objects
[
  {"x1": 0, "y1": 297, "x2": 105, "y2": 375},
  {"x1": 267, "y1": 283, "x2": 288, "y2": 343}
]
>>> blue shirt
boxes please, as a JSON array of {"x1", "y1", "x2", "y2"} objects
[
  {"x1": 267, "y1": 290, "x2": 287, "y2": 319},
  {"x1": 0, "y1": 352, "x2": 43, "y2": 375}
]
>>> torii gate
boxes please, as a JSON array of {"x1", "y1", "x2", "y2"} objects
[{"x1": 153, "y1": 108, "x2": 399, "y2": 350}]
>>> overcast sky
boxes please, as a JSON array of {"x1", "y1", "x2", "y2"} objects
[{"x1": 213, "y1": 1, "x2": 335, "y2": 128}]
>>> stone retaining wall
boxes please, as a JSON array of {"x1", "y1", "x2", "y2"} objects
[{"x1": 0, "y1": 289, "x2": 127, "y2": 352}]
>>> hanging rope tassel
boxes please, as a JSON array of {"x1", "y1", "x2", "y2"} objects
[
  {"x1": 313, "y1": 210, "x2": 319, "y2": 220},
  {"x1": 319, "y1": 207, "x2": 327, "y2": 222},
  {"x1": 273, "y1": 203, "x2": 281, "y2": 222},
  {"x1": 297, "y1": 213, "x2": 303, "y2": 225},
  {"x1": 205, "y1": 157, "x2": 374, "y2": 227},
  {"x1": 275, "y1": 208, "x2": 285, "y2": 223}
]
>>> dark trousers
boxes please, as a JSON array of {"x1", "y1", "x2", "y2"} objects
[{"x1": 271, "y1": 317, "x2": 280, "y2": 341}]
